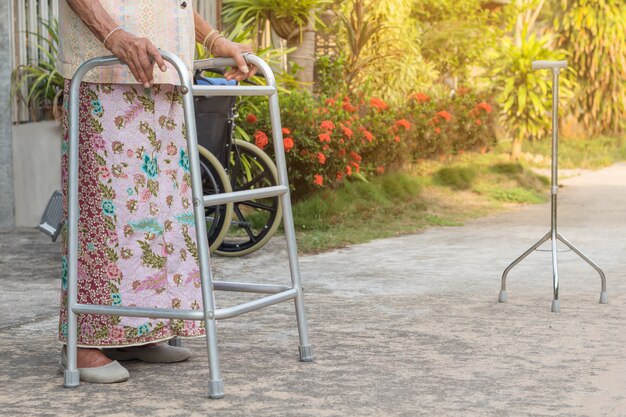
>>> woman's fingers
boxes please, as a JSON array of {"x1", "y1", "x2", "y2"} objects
[
  {"x1": 125, "y1": 60, "x2": 143, "y2": 87},
  {"x1": 129, "y1": 49, "x2": 151, "y2": 88},
  {"x1": 136, "y1": 45, "x2": 156, "y2": 86},
  {"x1": 147, "y1": 43, "x2": 167, "y2": 72},
  {"x1": 231, "y1": 50, "x2": 250, "y2": 76}
]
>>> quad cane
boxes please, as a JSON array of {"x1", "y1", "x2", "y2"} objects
[{"x1": 498, "y1": 60, "x2": 607, "y2": 313}]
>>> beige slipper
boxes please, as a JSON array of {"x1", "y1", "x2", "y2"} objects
[
  {"x1": 103, "y1": 344, "x2": 192, "y2": 363},
  {"x1": 60, "y1": 346, "x2": 129, "y2": 384}
]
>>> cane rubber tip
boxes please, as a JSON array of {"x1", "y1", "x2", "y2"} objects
[
  {"x1": 498, "y1": 290, "x2": 508, "y2": 303},
  {"x1": 599, "y1": 291, "x2": 608, "y2": 304},
  {"x1": 551, "y1": 299, "x2": 561, "y2": 313}
]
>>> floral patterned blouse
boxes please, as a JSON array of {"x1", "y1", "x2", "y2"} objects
[{"x1": 57, "y1": 0, "x2": 195, "y2": 84}]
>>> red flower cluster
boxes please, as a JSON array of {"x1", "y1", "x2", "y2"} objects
[
  {"x1": 395, "y1": 119, "x2": 411, "y2": 130},
  {"x1": 411, "y1": 92, "x2": 430, "y2": 103},
  {"x1": 254, "y1": 130, "x2": 269, "y2": 150},
  {"x1": 370, "y1": 97, "x2": 389, "y2": 111},
  {"x1": 313, "y1": 174, "x2": 324, "y2": 186},
  {"x1": 343, "y1": 96, "x2": 357, "y2": 113},
  {"x1": 284, "y1": 137, "x2": 294, "y2": 151},
  {"x1": 320, "y1": 120, "x2": 335, "y2": 132},
  {"x1": 317, "y1": 152, "x2": 326, "y2": 164},
  {"x1": 476, "y1": 101, "x2": 492, "y2": 113},
  {"x1": 246, "y1": 114, "x2": 257, "y2": 124},
  {"x1": 456, "y1": 87, "x2": 471, "y2": 96},
  {"x1": 319, "y1": 133, "x2": 331, "y2": 143},
  {"x1": 282, "y1": 127, "x2": 291, "y2": 135},
  {"x1": 436, "y1": 111, "x2": 453, "y2": 122}
]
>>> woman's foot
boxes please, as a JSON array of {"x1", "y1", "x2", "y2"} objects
[
  {"x1": 77, "y1": 347, "x2": 112, "y2": 368},
  {"x1": 103, "y1": 342, "x2": 192, "y2": 363},
  {"x1": 61, "y1": 346, "x2": 129, "y2": 383}
]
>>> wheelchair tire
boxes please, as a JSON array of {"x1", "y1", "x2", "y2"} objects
[
  {"x1": 215, "y1": 139, "x2": 283, "y2": 257},
  {"x1": 198, "y1": 146, "x2": 233, "y2": 253}
]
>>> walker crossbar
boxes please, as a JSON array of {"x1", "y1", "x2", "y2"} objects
[
  {"x1": 64, "y1": 51, "x2": 313, "y2": 398},
  {"x1": 71, "y1": 288, "x2": 298, "y2": 321},
  {"x1": 203, "y1": 185, "x2": 288, "y2": 206},
  {"x1": 498, "y1": 60, "x2": 607, "y2": 312}
]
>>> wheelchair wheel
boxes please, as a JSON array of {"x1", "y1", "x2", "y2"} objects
[
  {"x1": 215, "y1": 139, "x2": 283, "y2": 257},
  {"x1": 197, "y1": 146, "x2": 233, "y2": 252}
]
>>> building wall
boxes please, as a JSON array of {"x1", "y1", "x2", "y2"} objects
[{"x1": 0, "y1": 1, "x2": 15, "y2": 228}]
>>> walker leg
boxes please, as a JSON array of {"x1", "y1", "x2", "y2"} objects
[
  {"x1": 551, "y1": 231, "x2": 560, "y2": 312},
  {"x1": 267, "y1": 93, "x2": 313, "y2": 362},
  {"x1": 557, "y1": 233, "x2": 607, "y2": 304},
  {"x1": 500, "y1": 231, "x2": 551, "y2": 303},
  {"x1": 205, "y1": 320, "x2": 224, "y2": 398},
  {"x1": 168, "y1": 337, "x2": 182, "y2": 347},
  {"x1": 181, "y1": 73, "x2": 224, "y2": 399},
  {"x1": 64, "y1": 78, "x2": 81, "y2": 388}
]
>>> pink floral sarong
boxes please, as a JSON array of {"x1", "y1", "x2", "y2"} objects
[{"x1": 59, "y1": 81, "x2": 205, "y2": 347}]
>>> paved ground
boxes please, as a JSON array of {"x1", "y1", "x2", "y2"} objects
[{"x1": 2, "y1": 164, "x2": 626, "y2": 416}]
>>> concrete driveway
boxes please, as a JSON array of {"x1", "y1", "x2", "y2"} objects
[{"x1": 2, "y1": 164, "x2": 626, "y2": 416}]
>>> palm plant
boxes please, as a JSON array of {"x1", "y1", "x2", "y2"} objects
[
  {"x1": 12, "y1": 19, "x2": 64, "y2": 121},
  {"x1": 554, "y1": 0, "x2": 626, "y2": 134},
  {"x1": 492, "y1": 31, "x2": 575, "y2": 159},
  {"x1": 222, "y1": 0, "x2": 330, "y2": 85}
]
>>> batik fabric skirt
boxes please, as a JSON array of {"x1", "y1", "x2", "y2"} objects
[{"x1": 59, "y1": 80, "x2": 206, "y2": 347}]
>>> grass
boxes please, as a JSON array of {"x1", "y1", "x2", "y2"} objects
[
  {"x1": 288, "y1": 134, "x2": 625, "y2": 253},
  {"x1": 499, "y1": 134, "x2": 626, "y2": 169}
]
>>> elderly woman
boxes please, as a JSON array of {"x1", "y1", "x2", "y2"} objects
[{"x1": 58, "y1": 0, "x2": 255, "y2": 383}]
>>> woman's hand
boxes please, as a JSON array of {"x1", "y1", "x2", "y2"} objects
[
  {"x1": 211, "y1": 38, "x2": 258, "y2": 82},
  {"x1": 105, "y1": 30, "x2": 167, "y2": 88}
]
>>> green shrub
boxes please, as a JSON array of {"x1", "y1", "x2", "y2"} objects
[
  {"x1": 239, "y1": 88, "x2": 496, "y2": 198},
  {"x1": 433, "y1": 166, "x2": 477, "y2": 190},
  {"x1": 489, "y1": 163, "x2": 524, "y2": 175}
]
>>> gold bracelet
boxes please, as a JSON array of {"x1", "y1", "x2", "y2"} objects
[
  {"x1": 202, "y1": 29, "x2": 219, "y2": 50},
  {"x1": 208, "y1": 34, "x2": 225, "y2": 56}
]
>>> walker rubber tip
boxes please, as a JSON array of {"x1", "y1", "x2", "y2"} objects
[
  {"x1": 551, "y1": 300, "x2": 561, "y2": 313},
  {"x1": 208, "y1": 380, "x2": 225, "y2": 399},
  {"x1": 168, "y1": 337, "x2": 182, "y2": 347},
  {"x1": 599, "y1": 291, "x2": 608, "y2": 304},
  {"x1": 63, "y1": 369, "x2": 80, "y2": 388},
  {"x1": 498, "y1": 290, "x2": 508, "y2": 303},
  {"x1": 299, "y1": 345, "x2": 314, "y2": 362}
]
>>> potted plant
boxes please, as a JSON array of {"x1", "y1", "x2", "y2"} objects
[
  {"x1": 12, "y1": 19, "x2": 64, "y2": 122},
  {"x1": 222, "y1": 0, "x2": 330, "y2": 84}
]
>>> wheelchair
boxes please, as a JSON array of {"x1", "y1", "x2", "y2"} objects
[{"x1": 193, "y1": 72, "x2": 283, "y2": 257}]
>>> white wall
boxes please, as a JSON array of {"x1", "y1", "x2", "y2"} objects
[{"x1": 12, "y1": 121, "x2": 62, "y2": 227}]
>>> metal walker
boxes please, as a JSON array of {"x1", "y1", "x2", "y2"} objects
[
  {"x1": 498, "y1": 60, "x2": 608, "y2": 313},
  {"x1": 63, "y1": 51, "x2": 313, "y2": 398}
]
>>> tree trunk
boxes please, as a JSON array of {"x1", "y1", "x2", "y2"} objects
[
  {"x1": 286, "y1": 16, "x2": 316, "y2": 90},
  {"x1": 511, "y1": 136, "x2": 523, "y2": 161}
]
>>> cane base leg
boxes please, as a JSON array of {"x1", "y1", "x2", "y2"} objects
[
  {"x1": 551, "y1": 299, "x2": 560, "y2": 313},
  {"x1": 498, "y1": 290, "x2": 508, "y2": 303},
  {"x1": 599, "y1": 291, "x2": 608, "y2": 304}
]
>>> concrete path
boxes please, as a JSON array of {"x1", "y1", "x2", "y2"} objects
[{"x1": 2, "y1": 164, "x2": 626, "y2": 416}]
